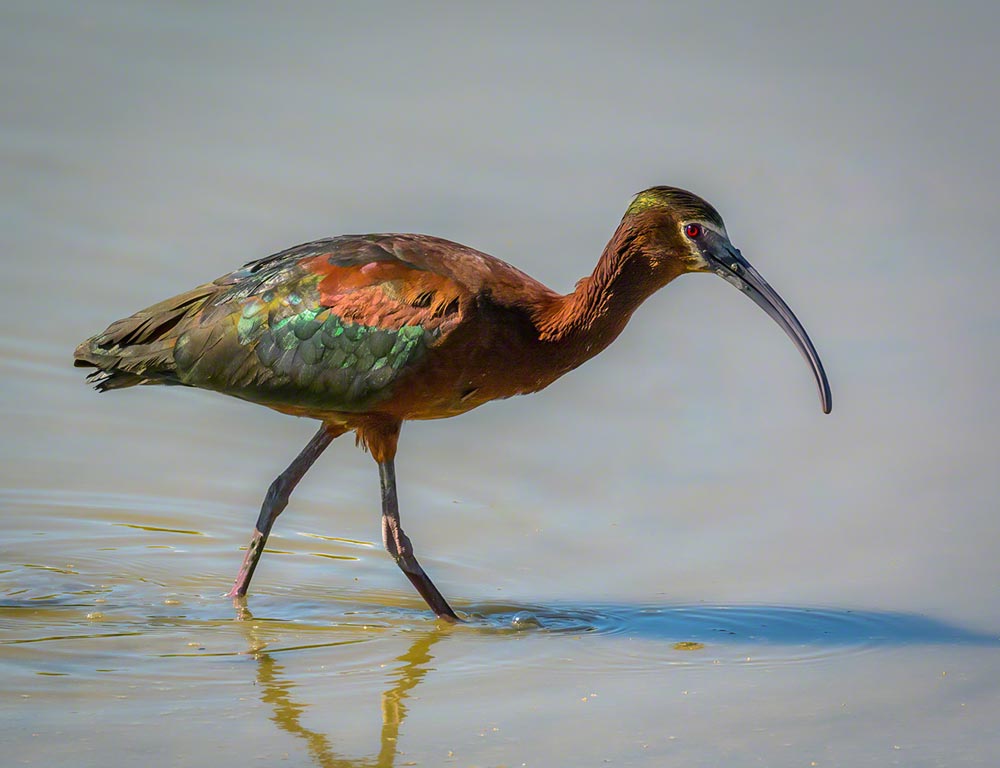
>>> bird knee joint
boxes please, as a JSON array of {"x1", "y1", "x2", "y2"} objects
[{"x1": 266, "y1": 477, "x2": 291, "y2": 505}]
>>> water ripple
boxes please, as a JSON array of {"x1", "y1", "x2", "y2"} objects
[{"x1": 456, "y1": 601, "x2": 1000, "y2": 666}]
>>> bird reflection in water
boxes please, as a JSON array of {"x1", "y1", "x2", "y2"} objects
[{"x1": 237, "y1": 609, "x2": 444, "y2": 768}]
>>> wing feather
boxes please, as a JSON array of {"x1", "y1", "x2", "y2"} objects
[
  {"x1": 173, "y1": 236, "x2": 474, "y2": 412},
  {"x1": 76, "y1": 233, "x2": 550, "y2": 412}
]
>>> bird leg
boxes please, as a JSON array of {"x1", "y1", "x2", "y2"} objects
[
  {"x1": 227, "y1": 423, "x2": 342, "y2": 599},
  {"x1": 377, "y1": 458, "x2": 460, "y2": 621}
]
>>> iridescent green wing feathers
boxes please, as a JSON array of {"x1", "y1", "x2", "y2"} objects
[{"x1": 76, "y1": 235, "x2": 474, "y2": 412}]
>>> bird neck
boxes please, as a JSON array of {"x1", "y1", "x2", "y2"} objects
[{"x1": 533, "y1": 221, "x2": 684, "y2": 360}]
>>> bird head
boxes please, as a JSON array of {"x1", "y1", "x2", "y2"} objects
[{"x1": 625, "y1": 186, "x2": 832, "y2": 414}]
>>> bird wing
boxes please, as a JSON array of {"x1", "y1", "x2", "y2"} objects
[{"x1": 171, "y1": 235, "x2": 478, "y2": 412}]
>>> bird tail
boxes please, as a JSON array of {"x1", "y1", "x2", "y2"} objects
[{"x1": 74, "y1": 284, "x2": 218, "y2": 391}]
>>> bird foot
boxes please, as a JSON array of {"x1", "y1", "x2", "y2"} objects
[{"x1": 230, "y1": 594, "x2": 252, "y2": 620}]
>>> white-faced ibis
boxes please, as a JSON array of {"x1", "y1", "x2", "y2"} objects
[{"x1": 75, "y1": 186, "x2": 831, "y2": 621}]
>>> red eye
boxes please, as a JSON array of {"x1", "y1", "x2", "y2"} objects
[{"x1": 684, "y1": 223, "x2": 701, "y2": 239}]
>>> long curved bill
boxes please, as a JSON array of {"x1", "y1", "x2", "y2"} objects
[{"x1": 706, "y1": 237, "x2": 832, "y2": 414}]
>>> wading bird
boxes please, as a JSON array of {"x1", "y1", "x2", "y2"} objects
[{"x1": 75, "y1": 187, "x2": 831, "y2": 621}]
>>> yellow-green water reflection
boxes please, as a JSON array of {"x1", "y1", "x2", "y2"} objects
[{"x1": 243, "y1": 615, "x2": 444, "y2": 768}]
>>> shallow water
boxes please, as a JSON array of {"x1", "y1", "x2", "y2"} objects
[
  {"x1": 4, "y1": 496, "x2": 998, "y2": 767},
  {"x1": 3, "y1": 3, "x2": 999, "y2": 766}
]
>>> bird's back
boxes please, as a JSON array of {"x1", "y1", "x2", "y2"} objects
[{"x1": 75, "y1": 234, "x2": 558, "y2": 421}]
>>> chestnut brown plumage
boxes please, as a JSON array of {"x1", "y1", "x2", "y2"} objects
[{"x1": 75, "y1": 186, "x2": 831, "y2": 620}]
